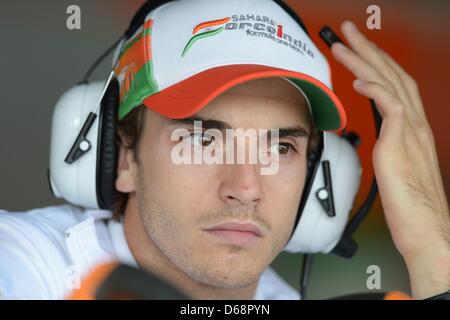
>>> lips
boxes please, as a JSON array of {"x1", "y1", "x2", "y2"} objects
[
  {"x1": 205, "y1": 222, "x2": 263, "y2": 237},
  {"x1": 203, "y1": 222, "x2": 263, "y2": 246}
]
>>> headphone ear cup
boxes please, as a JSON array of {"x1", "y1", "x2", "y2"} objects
[
  {"x1": 49, "y1": 82, "x2": 107, "y2": 209},
  {"x1": 96, "y1": 79, "x2": 119, "y2": 210},
  {"x1": 284, "y1": 132, "x2": 362, "y2": 253}
]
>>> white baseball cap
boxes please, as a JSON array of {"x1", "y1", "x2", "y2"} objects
[{"x1": 114, "y1": 0, "x2": 346, "y2": 131}]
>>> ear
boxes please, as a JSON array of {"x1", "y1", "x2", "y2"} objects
[{"x1": 115, "y1": 142, "x2": 137, "y2": 193}]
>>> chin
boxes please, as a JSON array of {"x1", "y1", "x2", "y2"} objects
[
  {"x1": 200, "y1": 269, "x2": 261, "y2": 289},
  {"x1": 187, "y1": 255, "x2": 265, "y2": 289}
]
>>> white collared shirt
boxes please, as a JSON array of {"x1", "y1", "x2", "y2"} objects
[{"x1": 0, "y1": 205, "x2": 300, "y2": 300}]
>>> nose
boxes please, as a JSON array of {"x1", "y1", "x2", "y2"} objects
[{"x1": 219, "y1": 163, "x2": 264, "y2": 206}]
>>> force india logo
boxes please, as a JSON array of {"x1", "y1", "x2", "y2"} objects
[{"x1": 182, "y1": 14, "x2": 315, "y2": 58}]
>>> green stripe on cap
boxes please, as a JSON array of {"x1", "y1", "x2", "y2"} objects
[
  {"x1": 288, "y1": 78, "x2": 341, "y2": 131},
  {"x1": 118, "y1": 61, "x2": 159, "y2": 120},
  {"x1": 182, "y1": 27, "x2": 224, "y2": 57}
]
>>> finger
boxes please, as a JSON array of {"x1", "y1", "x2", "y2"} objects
[
  {"x1": 337, "y1": 21, "x2": 431, "y2": 158},
  {"x1": 340, "y1": 21, "x2": 414, "y2": 110},
  {"x1": 332, "y1": 41, "x2": 419, "y2": 145},
  {"x1": 378, "y1": 49, "x2": 428, "y2": 120},
  {"x1": 331, "y1": 42, "x2": 396, "y2": 95},
  {"x1": 353, "y1": 79, "x2": 405, "y2": 147}
]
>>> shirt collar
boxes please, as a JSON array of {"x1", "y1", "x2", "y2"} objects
[{"x1": 106, "y1": 217, "x2": 139, "y2": 268}]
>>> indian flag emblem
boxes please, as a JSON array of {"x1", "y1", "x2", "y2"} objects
[{"x1": 182, "y1": 17, "x2": 231, "y2": 57}]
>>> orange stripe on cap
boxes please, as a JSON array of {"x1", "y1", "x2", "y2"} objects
[
  {"x1": 114, "y1": 35, "x2": 151, "y2": 76},
  {"x1": 114, "y1": 20, "x2": 154, "y2": 77},
  {"x1": 193, "y1": 17, "x2": 231, "y2": 34},
  {"x1": 144, "y1": 19, "x2": 153, "y2": 30},
  {"x1": 143, "y1": 64, "x2": 347, "y2": 132}
]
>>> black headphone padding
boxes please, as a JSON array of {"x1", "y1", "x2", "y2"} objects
[{"x1": 96, "y1": 79, "x2": 120, "y2": 210}]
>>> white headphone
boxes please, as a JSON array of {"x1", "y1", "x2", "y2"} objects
[{"x1": 48, "y1": 0, "x2": 364, "y2": 258}]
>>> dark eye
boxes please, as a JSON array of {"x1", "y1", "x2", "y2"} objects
[
  {"x1": 269, "y1": 143, "x2": 296, "y2": 155},
  {"x1": 191, "y1": 132, "x2": 215, "y2": 147}
]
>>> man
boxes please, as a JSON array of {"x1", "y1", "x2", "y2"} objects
[{"x1": 0, "y1": 0, "x2": 449, "y2": 300}]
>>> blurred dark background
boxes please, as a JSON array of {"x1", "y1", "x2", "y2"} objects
[{"x1": 0, "y1": 0, "x2": 449, "y2": 299}]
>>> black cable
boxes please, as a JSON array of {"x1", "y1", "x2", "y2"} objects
[
  {"x1": 80, "y1": 36, "x2": 123, "y2": 84},
  {"x1": 299, "y1": 253, "x2": 314, "y2": 300},
  {"x1": 342, "y1": 100, "x2": 381, "y2": 237},
  {"x1": 370, "y1": 99, "x2": 383, "y2": 138},
  {"x1": 345, "y1": 178, "x2": 378, "y2": 235}
]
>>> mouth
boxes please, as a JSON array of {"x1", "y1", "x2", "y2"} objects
[{"x1": 203, "y1": 222, "x2": 263, "y2": 246}]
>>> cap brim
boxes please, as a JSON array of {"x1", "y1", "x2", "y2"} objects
[{"x1": 143, "y1": 64, "x2": 346, "y2": 131}]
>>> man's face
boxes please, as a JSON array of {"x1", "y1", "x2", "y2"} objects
[{"x1": 126, "y1": 77, "x2": 312, "y2": 289}]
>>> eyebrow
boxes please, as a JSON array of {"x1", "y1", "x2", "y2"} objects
[
  {"x1": 168, "y1": 116, "x2": 232, "y2": 131},
  {"x1": 278, "y1": 127, "x2": 309, "y2": 138},
  {"x1": 167, "y1": 116, "x2": 310, "y2": 138}
]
